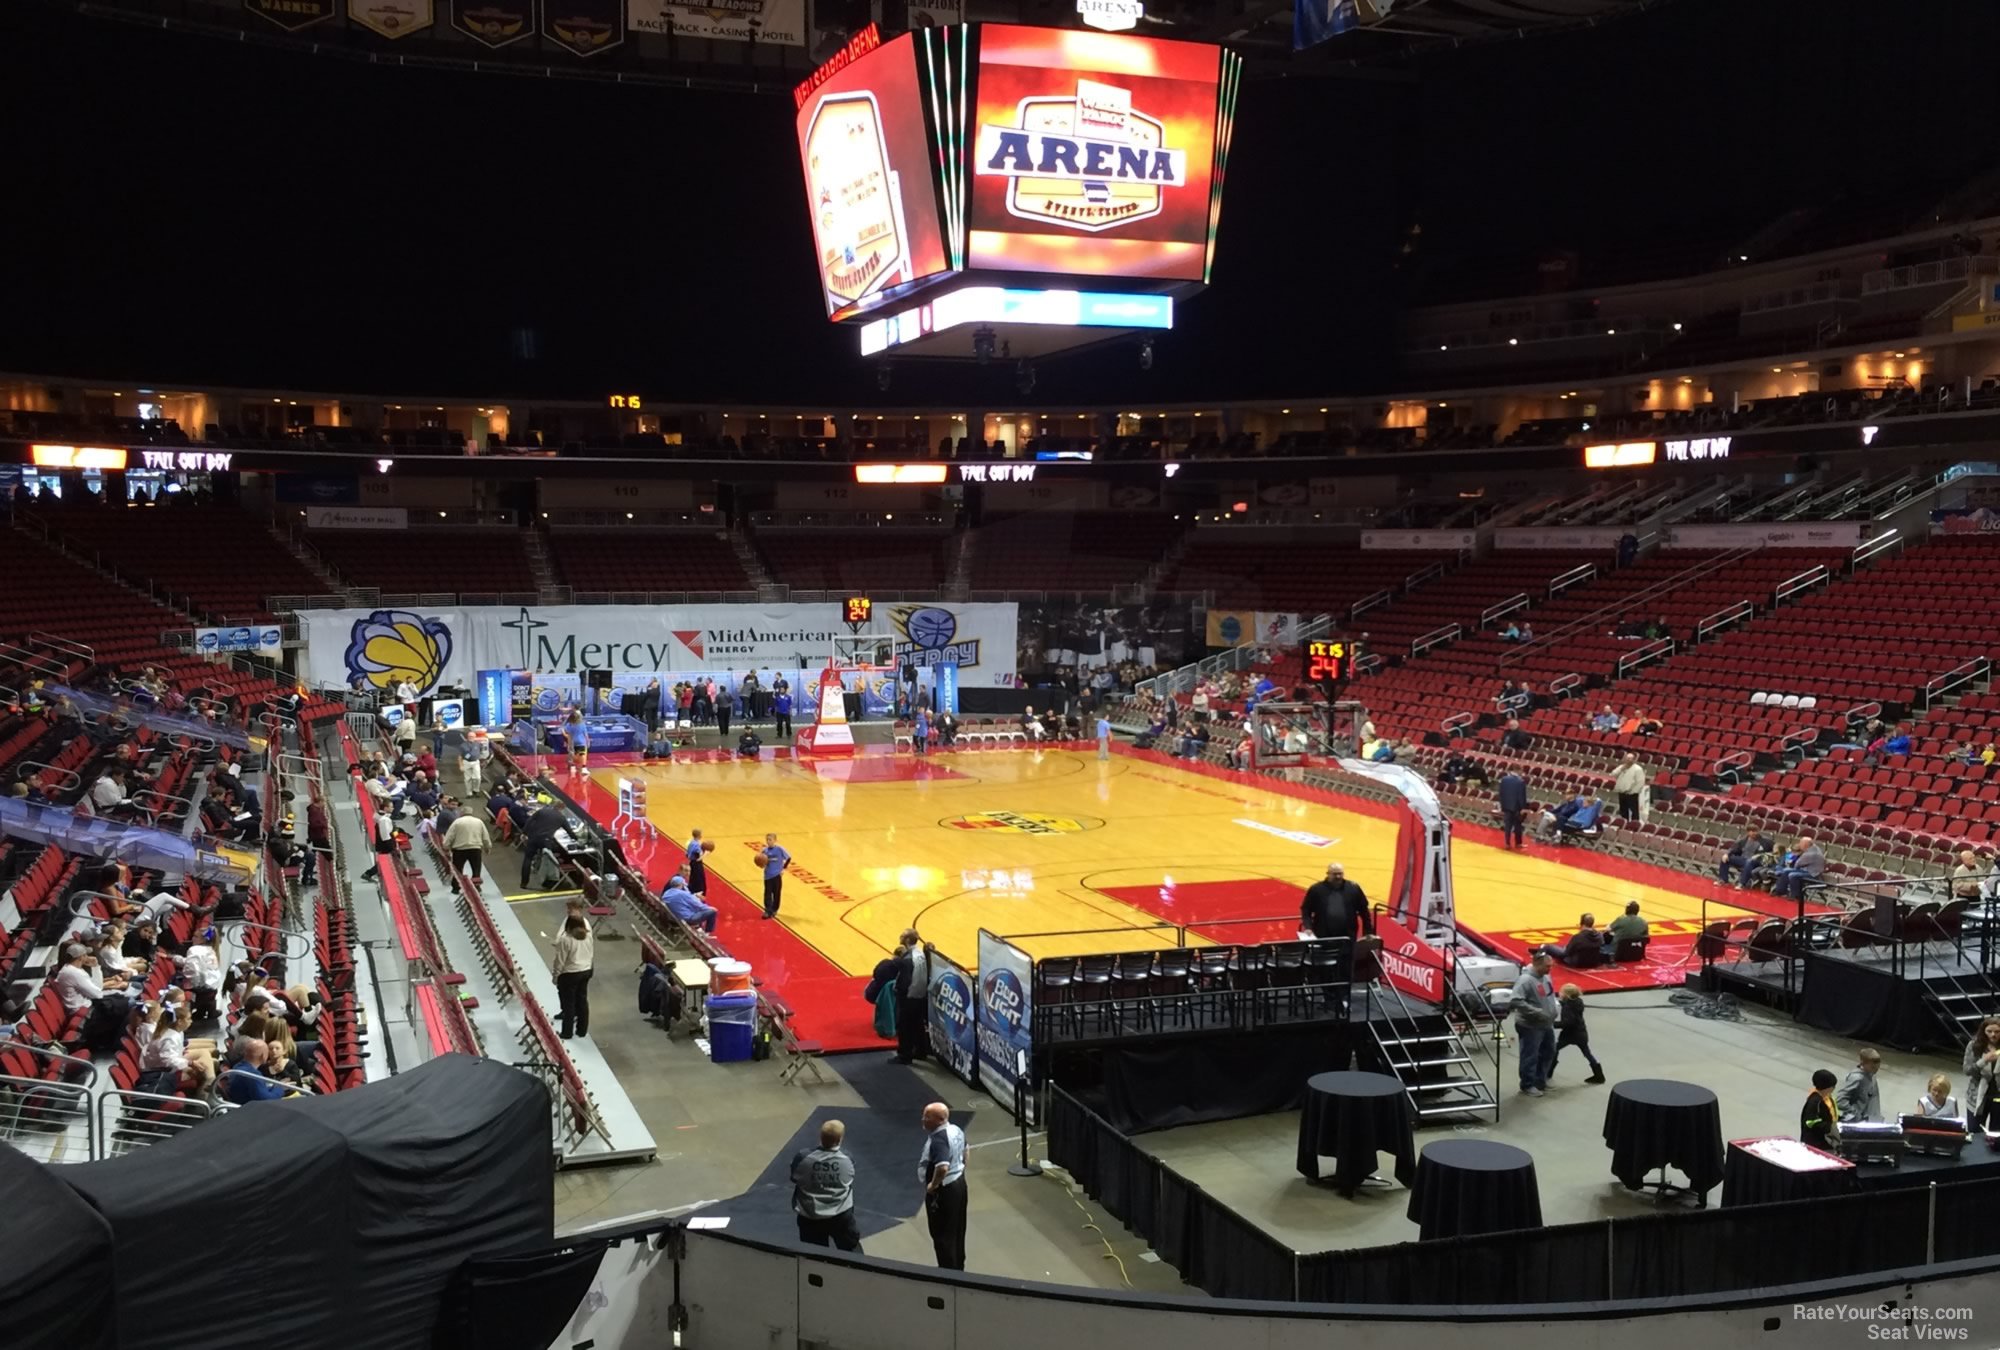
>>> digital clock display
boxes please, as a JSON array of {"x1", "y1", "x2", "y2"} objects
[
  {"x1": 844, "y1": 596, "x2": 873, "y2": 625},
  {"x1": 1304, "y1": 638, "x2": 1348, "y2": 684}
]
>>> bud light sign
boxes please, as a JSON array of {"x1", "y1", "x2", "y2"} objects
[
  {"x1": 975, "y1": 930, "x2": 1036, "y2": 1123},
  {"x1": 927, "y1": 954, "x2": 978, "y2": 1085}
]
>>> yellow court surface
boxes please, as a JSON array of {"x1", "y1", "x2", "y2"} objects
[{"x1": 591, "y1": 749, "x2": 1751, "y2": 977}]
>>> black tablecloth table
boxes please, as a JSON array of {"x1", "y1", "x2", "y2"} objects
[
  {"x1": 1407, "y1": 1139, "x2": 1542, "y2": 1240},
  {"x1": 1296, "y1": 1070, "x2": 1416, "y2": 1196},
  {"x1": 1602, "y1": 1078, "x2": 1725, "y2": 1205},
  {"x1": 1721, "y1": 1139, "x2": 1861, "y2": 1208}
]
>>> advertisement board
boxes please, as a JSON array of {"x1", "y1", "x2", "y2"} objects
[
  {"x1": 795, "y1": 32, "x2": 950, "y2": 319},
  {"x1": 630, "y1": 0, "x2": 804, "y2": 44},
  {"x1": 1664, "y1": 523, "x2": 1864, "y2": 549},
  {"x1": 1373, "y1": 911, "x2": 1445, "y2": 1004},
  {"x1": 306, "y1": 506, "x2": 407, "y2": 530},
  {"x1": 1493, "y1": 528, "x2": 1632, "y2": 551},
  {"x1": 476, "y1": 669, "x2": 513, "y2": 729},
  {"x1": 975, "y1": 929, "x2": 1035, "y2": 1122},
  {"x1": 300, "y1": 601, "x2": 1018, "y2": 695},
  {"x1": 1359, "y1": 529, "x2": 1478, "y2": 551},
  {"x1": 195, "y1": 625, "x2": 283, "y2": 657},
  {"x1": 927, "y1": 947, "x2": 979, "y2": 1085},
  {"x1": 969, "y1": 26, "x2": 1224, "y2": 282}
]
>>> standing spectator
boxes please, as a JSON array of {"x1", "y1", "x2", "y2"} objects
[
  {"x1": 1835, "y1": 1047, "x2": 1883, "y2": 1123},
  {"x1": 938, "y1": 710, "x2": 958, "y2": 748},
  {"x1": 918, "y1": 1102, "x2": 969, "y2": 1270},
  {"x1": 759, "y1": 832, "x2": 792, "y2": 919},
  {"x1": 791, "y1": 1120, "x2": 863, "y2": 1252},
  {"x1": 743, "y1": 670, "x2": 764, "y2": 721},
  {"x1": 637, "y1": 678, "x2": 662, "y2": 733},
  {"x1": 519, "y1": 803, "x2": 567, "y2": 890},
  {"x1": 716, "y1": 681, "x2": 733, "y2": 740},
  {"x1": 1096, "y1": 712, "x2": 1112, "y2": 761},
  {"x1": 1769, "y1": 835, "x2": 1825, "y2": 901},
  {"x1": 458, "y1": 733, "x2": 486, "y2": 795},
  {"x1": 912, "y1": 706, "x2": 930, "y2": 755},
  {"x1": 772, "y1": 686, "x2": 792, "y2": 739},
  {"x1": 1800, "y1": 1069, "x2": 1840, "y2": 1149},
  {"x1": 564, "y1": 708, "x2": 590, "y2": 771},
  {"x1": 1718, "y1": 828, "x2": 1770, "y2": 888},
  {"x1": 1497, "y1": 768, "x2": 1528, "y2": 849},
  {"x1": 444, "y1": 810, "x2": 491, "y2": 881},
  {"x1": 359, "y1": 802, "x2": 397, "y2": 883},
  {"x1": 685, "y1": 828, "x2": 709, "y2": 895},
  {"x1": 552, "y1": 914, "x2": 594, "y2": 1040},
  {"x1": 1553, "y1": 983, "x2": 1605, "y2": 1083},
  {"x1": 893, "y1": 928, "x2": 931, "y2": 1065},
  {"x1": 1963, "y1": 1016, "x2": 2000, "y2": 1128},
  {"x1": 1612, "y1": 753, "x2": 1646, "y2": 821},
  {"x1": 1510, "y1": 951, "x2": 1558, "y2": 1097},
  {"x1": 301, "y1": 792, "x2": 330, "y2": 888}
]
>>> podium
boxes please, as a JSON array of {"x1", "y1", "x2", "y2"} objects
[{"x1": 612, "y1": 776, "x2": 658, "y2": 837}]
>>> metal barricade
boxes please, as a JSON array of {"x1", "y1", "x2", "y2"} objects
[{"x1": 98, "y1": 1088, "x2": 214, "y2": 1156}]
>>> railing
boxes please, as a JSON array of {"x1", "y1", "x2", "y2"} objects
[
  {"x1": 1615, "y1": 637, "x2": 1675, "y2": 678},
  {"x1": 1547, "y1": 672, "x2": 1584, "y2": 700},
  {"x1": 0, "y1": 1043, "x2": 98, "y2": 1163},
  {"x1": 0, "y1": 641, "x2": 71, "y2": 681},
  {"x1": 97, "y1": 1087, "x2": 213, "y2": 1157},
  {"x1": 1845, "y1": 700, "x2": 1883, "y2": 732},
  {"x1": 1350, "y1": 588, "x2": 1394, "y2": 619},
  {"x1": 1404, "y1": 559, "x2": 1449, "y2": 590},
  {"x1": 18, "y1": 760, "x2": 81, "y2": 794},
  {"x1": 1411, "y1": 623, "x2": 1461, "y2": 657},
  {"x1": 565, "y1": 590, "x2": 760, "y2": 605},
  {"x1": 1862, "y1": 255, "x2": 1981, "y2": 295},
  {"x1": 1501, "y1": 545, "x2": 1759, "y2": 668},
  {"x1": 1712, "y1": 748, "x2": 1755, "y2": 786},
  {"x1": 1774, "y1": 564, "x2": 1830, "y2": 606},
  {"x1": 1779, "y1": 726, "x2": 1820, "y2": 767},
  {"x1": 1546, "y1": 562, "x2": 1598, "y2": 597},
  {"x1": 29, "y1": 631, "x2": 94, "y2": 663},
  {"x1": 1922, "y1": 657, "x2": 1991, "y2": 711},
  {"x1": 1479, "y1": 593, "x2": 1530, "y2": 627},
  {"x1": 1696, "y1": 601, "x2": 1754, "y2": 643},
  {"x1": 1440, "y1": 711, "x2": 1477, "y2": 739},
  {"x1": 1851, "y1": 528, "x2": 1905, "y2": 569},
  {"x1": 1353, "y1": 652, "x2": 1386, "y2": 677}
]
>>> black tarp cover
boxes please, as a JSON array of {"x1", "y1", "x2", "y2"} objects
[
  {"x1": 0, "y1": 1145, "x2": 115, "y2": 1349},
  {"x1": 53, "y1": 1054, "x2": 551, "y2": 1350}
]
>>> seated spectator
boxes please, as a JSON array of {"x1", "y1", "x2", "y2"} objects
[
  {"x1": 1607, "y1": 900, "x2": 1649, "y2": 948},
  {"x1": 737, "y1": 730, "x2": 764, "y2": 757},
  {"x1": 1498, "y1": 621, "x2": 1521, "y2": 642},
  {"x1": 660, "y1": 874, "x2": 719, "y2": 934},
  {"x1": 221, "y1": 1036, "x2": 293, "y2": 1104},
  {"x1": 1020, "y1": 706, "x2": 1044, "y2": 741},
  {"x1": 1769, "y1": 835, "x2": 1826, "y2": 901},
  {"x1": 1954, "y1": 849, "x2": 1987, "y2": 901},
  {"x1": 1717, "y1": 828, "x2": 1771, "y2": 888},
  {"x1": 56, "y1": 942, "x2": 127, "y2": 1014},
  {"x1": 1500, "y1": 719, "x2": 1534, "y2": 753},
  {"x1": 1588, "y1": 705, "x2": 1621, "y2": 733},
  {"x1": 123, "y1": 918, "x2": 159, "y2": 965},
  {"x1": 1363, "y1": 735, "x2": 1390, "y2": 761},
  {"x1": 89, "y1": 766, "x2": 133, "y2": 815},
  {"x1": 937, "y1": 712, "x2": 958, "y2": 747},
  {"x1": 1547, "y1": 914, "x2": 1605, "y2": 967},
  {"x1": 1541, "y1": 790, "x2": 1603, "y2": 842},
  {"x1": 406, "y1": 772, "x2": 439, "y2": 814},
  {"x1": 1437, "y1": 750, "x2": 1486, "y2": 789},
  {"x1": 1882, "y1": 723, "x2": 1913, "y2": 758}
]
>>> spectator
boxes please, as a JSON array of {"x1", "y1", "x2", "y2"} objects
[
  {"x1": 1369, "y1": 736, "x2": 1396, "y2": 763},
  {"x1": 302, "y1": 792, "x2": 330, "y2": 888},
  {"x1": 123, "y1": 918, "x2": 159, "y2": 966},
  {"x1": 1916, "y1": 1073, "x2": 1961, "y2": 1120},
  {"x1": 1801, "y1": 1069, "x2": 1839, "y2": 1149},
  {"x1": 1020, "y1": 705, "x2": 1043, "y2": 741},
  {"x1": 1717, "y1": 828, "x2": 1770, "y2": 888},
  {"x1": 56, "y1": 942, "x2": 126, "y2": 1014},
  {"x1": 1589, "y1": 705, "x2": 1620, "y2": 733},
  {"x1": 221, "y1": 1036, "x2": 292, "y2": 1104},
  {"x1": 1769, "y1": 835, "x2": 1825, "y2": 901},
  {"x1": 458, "y1": 733, "x2": 486, "y2": 794},
  {"x1": 1619, "y1": 708, "x2": 1662, "y2": 737},
  {"x1": 444, "y1": 809, "x2": 492, "y2": 881},
  {"x1": 1510, "y1": 951, "x2": 1558, "y2": 1097},
  {"x1": 1546, "y1": 914, "x2": 1604, "y2": 967},
  {"x1": 1611, "y1": 753, "x2": 1646, "y2": 821},
  {"x1": 552, "y1": 914, "x2": 594, "y2": 1039},
  {"x1": 791, "y1": 1120, "x2": 863, "y2": 1252},
  {"x1": 1500, "y1": 719, "x2": 1533, "y2": 753},
  {"x1": 1607, "y1": 900, "x2": 1649, "y2": 948},
  {"x1": 660, "y1": 874, "x2": 718, "y2": 934},
  {"x1": 1498, "y1": 621, "x2": 1521, "y2": 642},
  {"x1": 1554, "y1": 983, "x2": 1604, "y2": 1083},
  {"x1": 894, "y1": 927, "x2": 931, "y2": 1066},
  {"x1": 938, "y1": 711, "x2": 958, "y2": 748},
  {"x1": 1497, "y1": 767, "x2": 1528, "y2": 849},
  {"x1": 1834, "y1": 1047, "x2": 1883, "y2": 1123},
  {"x1": 1962, "y1": 1017, "x2": 2000, "y2": 1127},
  {"x1": 1953, "y1": 849, "x2": 1986, "y2": 901},
  {"x1": 359, "y1": 801, "x2": 397, "y2": 884},
  {"x1": 1541, "y1": 790, "x2": 1602, "y2": 842}
]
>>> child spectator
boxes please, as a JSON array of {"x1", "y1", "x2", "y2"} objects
[
  {"x1": 1801, "y1": 1068, "x2": 1839, "y2": 1148},
  {"x1": 1554, "y1": 983, "x2": 1604, "y2": 1083}
]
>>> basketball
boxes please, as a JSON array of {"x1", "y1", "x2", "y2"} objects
[
  {"x1": 754, "y1": 850, "x2": 769, "y2": 868},
  {"x1": 702, "y1": 839, "x2": 716, "y2": 853}
]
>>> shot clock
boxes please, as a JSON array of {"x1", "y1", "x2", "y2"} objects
[
  {"x1": 844, "y1": 596, "x2": 874, "y2": 627},
  {"x1": 1304, "y1": 637, "x2": 1349, "y2": 687}
]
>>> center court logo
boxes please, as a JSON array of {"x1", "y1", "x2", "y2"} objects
[{"x1": 943, "y1": 811, "x2": 1103, "y2": 834}]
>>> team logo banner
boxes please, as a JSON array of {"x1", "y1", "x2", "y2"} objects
[
  {"x1": 195, "y1": 625, "x2": 283, "y2": 657},
  {"x1": 454, "y1": 0, "x2": 535, "y2": 45},
  {"x1": 244, "y1": 0, "x2": 337, "y2": 30},
  {"x1": 300, "y1": 602, "x2": 1018, "y2": 695},
  {"x1": 927, "y1": 948, "x2": 978, "y2": 1086},
  {"x1": 544, "y1": 0, "x2": 622, "y2": 55},
  {"x1": 629, "y1": 0, "x2": 805, "y2": 45},
  {"x1": 349, "y1": 0, "x2": 434, "y2": 36}
]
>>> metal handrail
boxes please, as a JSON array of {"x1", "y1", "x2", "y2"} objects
[
  {"x1": 1441, "y1": 711, "x2": 1477, "y2": 738},
  {"x1": 28, "y1": 632, "x2": 94, "y2": 662},
  {"x1": 1696, "y1": 601, "x2": 1754, "y2": 643},
  {"x1": 1923, "y1": 657, "x2": 1990, "y2": 710},
  {"x1": 0, "y1": 642, "x2": 70, "y2": 682},
  {"x1": 1411, "y1": 623, "x2": 1461, "y2": 657},
  {"x1": 1850, "y1": 528, "x2": 1905, "y2": 570},
  {"x1": 98, "y1": 1087, "x2": 213, "y2": 1156},
  {"x1": 1548, "y1": 673, "x2": 1585, "y2": 700},
  {"x1": 1844, "y1": 700, "x2": 1883, "y2": 730},
  {"x1": 1404, "y1": 560, "x2": 1448, "y2": 590},
  {"x1": 1354, "y1": 653, "x2": 1386, "y2": 677},
  {"x1": 1350, "y1": 588, "x2": 1394, "y2": 618},
  {"x1": 1547, "y1": 562, "x2": 1598, "y2": 597},
  {"x1": 218, "y1": 917, "x2": 316, "y2": 965},
  {"x1": 1481, "y1": 593, "x2": 1531, "y2": 626},
  {"x1": 18, "y1": 760, "x2": 81, "y2": 793},
  {"x1": 1713, "y1": 748, "x2": 1755, "y2": 786},
  {"x1": 214, "y1": 1066, "x2": 311, "y2": 1101},
  {"x1": 1774, "y1": 565, "x2": 1830, "y2": 605},
  {"x1": 1615, "y1": 637, "x2": 1676, "y2": 678},
  {"x1": 1502, "y1": 545, "x2": 1760, "y2": 667}
]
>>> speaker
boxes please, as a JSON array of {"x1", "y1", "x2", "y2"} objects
[
  {"x1": 585, "y1": 669, "x2": 614, "y2": 690},
  {"x1": 902, "y1": 664, "x2": 919, "y2": 683}
]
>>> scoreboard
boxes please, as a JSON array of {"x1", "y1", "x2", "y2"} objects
[
  {"x1": 1303, "y1": 637, "x2": 1350, "y2": 686},
  {"x1": 844, "y1": 596, "x2": 874, "y2": 626}
]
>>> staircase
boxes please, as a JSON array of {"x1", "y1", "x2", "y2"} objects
[
  {"x1": 1919, "y1": 960, "x2": 2000, "y2": 1050},
  {"x1": 943, "y1": 524, "x2": 974, "y2": 600},
  {"x1": 522, "y1": 526, "x2": 563, "y2": 602},
  {"x1": 729, "y1": 527, "x2": 781, "y2": 600},
  {"x1": 1365, "y1": 980, "x2": 1502, "y2": 1122},
  {"x1": 268, "y1": 521, "x2": 344, "y2": 593},
  {"x1": 1133, "y1": 528, "x2": 1195, "y2": 602}
]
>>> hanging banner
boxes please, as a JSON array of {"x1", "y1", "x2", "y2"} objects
[
  {"x1": 244, "y1": 0, "x2": 338, "y2": 29},
  {"x1": 349, "y1": 0, "x2": 434, "y2": 36},
  {"x1": 299, "y1": 601, "x2": 1018, "y2": 696},
  {"x1": 908, "y1": 0, "x2": 961, "y2": 26},
  {"x1": 476, "y1": 669, "x2": 514, "y2": 728},
  {"x1": 1204, "y1": 609, "x2": 1257, "y2": 648},
  {"x1": 306, "y1": 506, "x2": 407, "y2": 530},
  {"x1": 1358, "y1": 529, "x2": 1478, "y2": 551},
  {"x1": 975, "y1": 930, "x2": 1034, "y2": 1123},
  {"x1": 628, "y1": 0, "x2": 805, "y2": 44},
  {"x1": 195, "y1": 625, "x2": 284, "y2": 657},
  {"x1": 454, "y1": 0, "x2": 536, "y2": 45},
  {"x1": 1493, "y1": 527, "x2": 1630, "y2": 551},
  {"x1": 927, "y1": 947, "x2": 978, "y2": 1087},
  {"x1": 1664, "y1": 522, "x2": 1865, "y2": 549},
  {"x1": 544, "y1": 0, "x2": 623, "y2": 54},
  {"x1": 1293, "y1": 0, "x2": 1395, "y2": 51},
  {"x1": 934, "y1": 661, "x2": 959, "y2": 716},
  {"x1": 1254, "y1": 612, "x2": 1301, "y2": 646}
]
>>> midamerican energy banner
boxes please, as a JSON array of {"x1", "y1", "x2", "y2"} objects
[
  {"x1": 453, "y1": 0, "x2": 534, "y2": 45},
  {"x1": 301, "y1": 601, "x2": 1019, "y2": 695},
  {"x1": 349, "y1": 0, "x2": 434, "y2": 36},
  {"x1": 543, "y1": 0, "x2": 623, "y2": 54},
  {"x1": 628, "y1": 0, "x2": 806, "y2": 44}
]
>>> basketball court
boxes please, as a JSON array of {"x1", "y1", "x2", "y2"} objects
[{"x1": 550, "y1": 743, "x2": 1784, "y2": 1050}]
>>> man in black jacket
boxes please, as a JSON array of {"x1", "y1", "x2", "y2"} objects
[
  {"x1": 1301, "y1": 863, "x2": 1372, "y2": 951},
  {"x1": 1497, "y1": 768, "x2": 1529, "y2": 849}
]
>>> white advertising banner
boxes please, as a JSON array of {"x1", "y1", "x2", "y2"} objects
[
  {"x1": 306, "y1": 506, "x2": 407, "y2": 530},
  {"x1": 975, "y1": 929, "x2": 1034, "y2": 1123},
  {"x1": 1493, "y1": 527, "x2": 1633, "y2": 551},
  {"x1": 628, "y1": 0, "x2": 805, "y2": 43},
  {"x1": 195, "y1": 624, "x2": 283, "y2": 657},
  {"x1": 300, "y1": 600, "x2": 1017, "y2": 695},
  {"x1": 1665, "y1": 523, "x2": 1865, "y2": 549},
  {"x1": 1359, "y1": 529, "x2": 1477, "y2": 551}
]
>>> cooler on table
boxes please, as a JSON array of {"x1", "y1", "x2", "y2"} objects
[
  {"x1": 707, "y1": 991, "x2": 758, "y2": 1063},
  {"x1": 709, "y1": 958, "x2": 752, "y2": 995}
]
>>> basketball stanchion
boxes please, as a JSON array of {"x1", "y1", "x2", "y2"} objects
[{"x1": 1008, "y1": 1049, "x2": 1043, "y2": 1178}]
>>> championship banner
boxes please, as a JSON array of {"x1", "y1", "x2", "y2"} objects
[
  {"x1": 300, "y1": 601, "x2": 1018, "y2": 696},
  {"x1": 544, "y1": 0, "x2": 623, "y2": 55},
  {"x1": 1293, "y1": 0, "x2": 1395, "y2": 51},
  {"x1": 244, "y1": 0, "x2": 338, "y2": 30},
  {"x1": 975, "y1": 930, "x2": 1034, "y2": 1122},
  {"x1": 349, "y1": 0, "x2": 434, "y2": 36},
  {"x1": 629, "y1": 0, "x2": 805, "y2": 44},
  {"x1": 908, "y1": 0, "x2": 961, "y2": 26},
  {"x1": 195, "y1": 625, "x2": 283, "y2": 657},
  {"x1": 454, "y1": 0, "x2": 535, "y2": 45},
  {"x1": 927, "y1": 947, "x2": 978, "y2": 1086},
  {"x1": 1204, "y1": 609, "x2": 1257, "y2": 648}
]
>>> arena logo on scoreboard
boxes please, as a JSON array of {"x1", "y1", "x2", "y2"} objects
[{"x1": 975, "y1": 78, "x2": 1188, "y2": 231}]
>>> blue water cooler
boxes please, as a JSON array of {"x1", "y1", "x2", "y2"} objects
[{"x1": 707, "y1": 991, "x2": 759, "y2": 1063}]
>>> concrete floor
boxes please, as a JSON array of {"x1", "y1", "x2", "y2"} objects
[{"x1": 1144, "y1": 989, "x2": 1960, "y2": 1254}]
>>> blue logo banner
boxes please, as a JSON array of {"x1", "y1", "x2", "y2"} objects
[
  {"x1": 1293, "y1": 0, "x2": 1394, "y2": 50},
  {"x1": 935, "y1": 661, "x2": 959, "y2": 716},
  {"x1": 476, "y1": 669, "x2": 512, "y2": 729},
  {"x1": 927, "y1": 951, "x2": 979, "y2": 1086}
]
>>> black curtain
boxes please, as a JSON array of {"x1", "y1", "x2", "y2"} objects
[
  {"x1": 1798, "y1": 953, "x2": 1936, "y2": 1046},
  {"x1": 1093, "y1": 1025, "x2": 1352, "y2": 1134},
  {"x1": 1610, "y1": 1187, "x2": 1930, "y2": 1298},
  {"x1": 1931, "y1": 1175, "x2": 2000, "y2": 1263},
  {"x1": 1299, "y1": 1222, "x2": 1608, "y2": 1304},
  {"x1": 433, "y1": 1243, "x2": 609, "y2": 1350}
]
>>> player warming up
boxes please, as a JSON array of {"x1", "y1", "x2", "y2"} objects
[{"x1": 757, "y1": 832, "x2": 793, "y2": 920}]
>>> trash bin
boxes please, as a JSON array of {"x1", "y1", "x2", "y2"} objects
[{"x1": 707, "y1": 991, "x2": 758, "y2": 1063}]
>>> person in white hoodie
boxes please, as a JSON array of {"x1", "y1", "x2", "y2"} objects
[{"x1": 1612, "y1": 753, "x2": 1647, "y2": 821}]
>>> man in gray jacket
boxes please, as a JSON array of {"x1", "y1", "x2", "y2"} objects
[
  {"x1": 791, "y1": 1119, "x2": 862, "y2": 1251},
  {"x1": 1769, "y1": 835, "x2": 1826, "y2": 901},
  {"x1": 1835, "y1": 1048, "x2": 1883, "y2": 1124},
  {"x1": 1511, "y1": 950, "x2": 1559, "y2": 1096}
]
